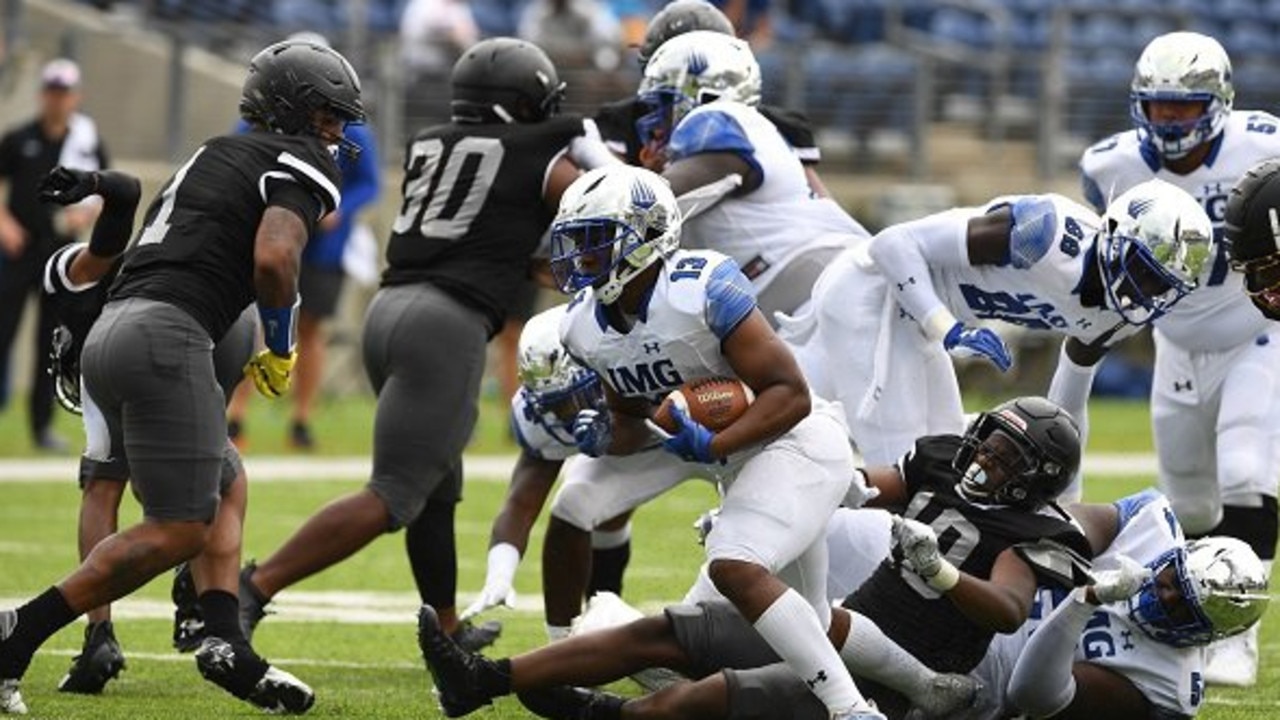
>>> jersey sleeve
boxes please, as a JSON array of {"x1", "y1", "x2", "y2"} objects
[
  {"x1": 263, "y1": 143, "x2": 343, "y2": 222},
  {"x1": 1005, "y1": 195, "x2": 1061, "y2": 269},
  {"x1": 704, "y1": 257, "x2": 757, "y2": 339},
  {"x1": 668, "y1": 107, "x2": 761, "y2": 182}
]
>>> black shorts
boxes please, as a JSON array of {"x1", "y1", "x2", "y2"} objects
[{"x1": 299, "y1": 265, "x2": 346, "y2": 319}]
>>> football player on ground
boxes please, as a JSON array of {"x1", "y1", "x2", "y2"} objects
[
  {"x1": 782, "y1": 178, "x2": 1213, "y2": 484},
  {"x1": 1078, "y1": 32, "x2": 1280, "y2": 686},
  {"x1": 233, "y1": 37, "x2": 617, "y2": 653},
  {"x1": 469, "y1": 163, "x2": 884, "y2": 720},
  {"x1": 37, "y1": 168, "x2": 257, "y2": 694},
  {"x1": 460, "y1": 304, "x2": 636, "y2": 626},
  {"x1": 414, "y1": 395, "x2": 1091, "y2": 720},
  {"x1": 593, "y1": 0, "x2": 830, "y2": 198},
  {"x1": 633, "y1": 30, "x2": 869, "y2": 326},
  {"x1": 0, "y1": 38, "x2": 363, "y2": 715}
]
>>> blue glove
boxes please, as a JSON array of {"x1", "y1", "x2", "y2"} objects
[
  {"x1": 661, "y1": 404, "x2": 718, "y2": 464},
  {"x1": 943, "y1": 322, "x2": 1013, "y2": 372},
  {"x1": 573, "y1": 408, "x2": 613, "y2": 457}
]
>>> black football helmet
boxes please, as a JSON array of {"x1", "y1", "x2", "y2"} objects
[
  {"x1": 953, "y1": 396, "x2": 1081, "y2": 509},
  {"x1": 450, "y1": 37, "x2": 565, "y2": 124},
  {"x1": 240, "y1": 39, "x2": 365, "y2": 157},
  {"x1": 1226, "y1": 159, "x2": 1280, "y2": 320},
  {"x1": 637, "y1": 0, "x2": 736, "y2": 68},
  {"x1": 49, "y1": 325, "x2": 82, "y2": 415}
]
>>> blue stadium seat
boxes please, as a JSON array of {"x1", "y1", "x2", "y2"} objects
[
  {"x1": 800, "y1": 43, "x2": 916, "y2": 136},
  {"x1": 1224, "y1": 20, "x2": 1275, "y2": 58}
]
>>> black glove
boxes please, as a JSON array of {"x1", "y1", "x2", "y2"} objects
[{"x1": 38, "y1": 166, "x2": 98, "y2": 206}]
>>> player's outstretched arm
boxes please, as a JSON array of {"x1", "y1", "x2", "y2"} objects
[
  {"x1": 39, "y1": 167, "x2": 141, "y2": 286},
  {"x1": 717, "y1": 310, "x2": 810, "y2": 457}
]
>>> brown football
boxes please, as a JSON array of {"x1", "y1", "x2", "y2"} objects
[{"x1": 652, "y1": 376, "x2": 755, "y2": 434}]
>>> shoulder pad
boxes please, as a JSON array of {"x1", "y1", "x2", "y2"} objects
[{"x1": 669, "y1": 107, "x2": 754, "y2": 163}]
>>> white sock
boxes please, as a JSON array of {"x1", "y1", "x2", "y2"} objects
[
  {"x1": 545, "y1": 624, "x2": 571, "y2": 642},
  {"x1": 752, "y1": 588, "x2": 870, "y2": 713},
  {"x1": 839, "y1": 610, "x2": 934, "y2": 699}
]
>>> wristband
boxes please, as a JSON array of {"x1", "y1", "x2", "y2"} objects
[
  {"x1": 926, "y1": 558, "x2": 961, "y2": 592},
  {"x1": 258, "y1": 296, "x2": 300, "y2": 356}
]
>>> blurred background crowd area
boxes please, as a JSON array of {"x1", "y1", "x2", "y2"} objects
[{"x1": 3, "y1": 0, "x2": 1258, "y2": 400}]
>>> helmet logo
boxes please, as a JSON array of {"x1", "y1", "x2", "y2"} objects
[
  {"x1": 1269, "y1": 208, "x2": 1280, "y2": 252},
  {"x1": 535, "y1": 70, "x2": 552, "y2": 90},
  {"x1": 994, "y1": 408, "x2": 1028, "y2": 432},
  {"x1": 1128, "y1": 197, "x2": 1156, "y2": 218},
  {"x1": 631, "y1": 179, "x2": 657, "y2": 209},
  {"x1": 687, "y1": 51, "x2": 709, "y2": 77}
]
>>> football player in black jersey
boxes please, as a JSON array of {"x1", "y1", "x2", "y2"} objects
[
  {"x1": 0, "y1": 38, "x2": 362, "y2": 716},
  {"x1": 233, "y1": 36, "x2": 618, "y2": 655},
  {"x1": 1226, "y1": 158, "x2": 1280, "y2": 321},
  {"x1": 593, "y1": 0, "x2": 828, "y2": 197},
  {"x1": 414, "y1": 396, "x2": 1091, "y2": 720}
]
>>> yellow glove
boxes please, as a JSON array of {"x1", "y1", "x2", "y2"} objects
[{"x1": 244, "y1": 350, "x2": 297, "y2": 399}]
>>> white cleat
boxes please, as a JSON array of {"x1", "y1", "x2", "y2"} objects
[
  {"x1": 1203, "y1": 625, "x2": 1259, "y2": 687},
  {"x1": 0, "y1": 680, "x2": 26, "y2": 715}
]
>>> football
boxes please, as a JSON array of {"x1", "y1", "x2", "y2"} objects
[{"x1": 652, "y1": 376, "x2": 755, "y2": 434}]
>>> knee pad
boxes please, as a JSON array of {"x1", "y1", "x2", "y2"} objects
[{"x1": 1168, "y1": 488, "x2": 1223, "y2": 536}]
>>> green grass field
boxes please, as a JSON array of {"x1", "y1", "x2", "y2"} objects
[{"x1": 0, "y1": 395, "x2": 1276, "y2": 718}]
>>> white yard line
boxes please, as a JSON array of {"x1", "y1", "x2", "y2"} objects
[{"x1": 0, "y1": 453, "x2": 1158, "y2": 483}]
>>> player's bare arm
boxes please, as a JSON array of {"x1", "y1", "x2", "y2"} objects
[
  {"x1": 861, "y1": 465, "x2": 909, "y2": 509},
  {"x1": 253, "y1": 206, "x2": 307, "y2": 309},
  {"x1": 945, "y1": 546, "x2": 1039, "y2": 633},
  {"x1": 714, "y1": 309, "x2": 810, "y2": 457},
  {"x1": 604, "y1": 383, "x2": 659, "y2": 455},
  {"x1": 543, "y1": 155, "x2": 582, "y2": 211},
  {"x1": 491, "y1": 453, "x2": 565, "y2": 553},
  {"x1": 663, "y1": 151, "x2": 759, "y2": 196},
  {"x1": 1050, "y1": 661, "x2": 1155, "y2": 720},
  {"x1": 965, "y1": 205, "x2": 1016, "y2": 264}
]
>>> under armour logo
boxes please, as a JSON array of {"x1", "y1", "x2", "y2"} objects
[
  {"x1": 1174, "y1": 380, "x2": 1193, "y2": 392},
  {"x1": 1121, "y1": 630, "x2": 1135, "y2": 651},
  {"x1": 896, "y1": 276, "x2": 916, "y2": 292},
  {"x1": 643, "y1": 341, "x2": 661, "y2": 355},
  {"x1": 805, "y1": 670, "x2": 828, "y2": 689}
]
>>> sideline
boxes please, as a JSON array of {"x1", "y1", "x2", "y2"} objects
[{"x1": 0, "y1": 453, "x2": 1158, "y2": 483}]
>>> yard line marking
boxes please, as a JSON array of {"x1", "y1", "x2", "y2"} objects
[{"x1": 0, "y1": 454, "x2": 1159, "y2": 482}]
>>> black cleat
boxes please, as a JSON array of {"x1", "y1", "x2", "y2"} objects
[
  {"x1": 416, "y1": 605, "x2": 499, "y2": 717},
  {"x1": 450, "y1": 618, "x2": 502, "y2": 653},
  {"x1": 171, "y1": 562, "x2": 206, "y2": 653},
  {"x1": 238, "y1": 563, "x2": 269, "y2": 642},
  {"x1": 516, "y1": 685, "x2": 627, "y2": 720},
  {"x1": 195, "y1": 637, "x2": 314, "y2": 714},
  {"x1": 57, "y1": 620, "x2": 126, "y2": 694}
]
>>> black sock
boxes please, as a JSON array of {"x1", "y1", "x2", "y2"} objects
[
  {"x1": 199, "y1": 590, "x2": 247, "y2": 643},
  {"x1": 1, "y1": 587, "x2": 77, "y2": 678},
  {"x1": 406, "y1": 499, "x2": 458, "y2": 609},
  {"x1": 1212, "y1": 497, "x2": 1278, "y2": 561},
  {"x1": 587, "y1": 542, "x2": 631, "y2": 597},
  {"x1": 479, "y1": 658, "x2": 513, "y2": 697}
]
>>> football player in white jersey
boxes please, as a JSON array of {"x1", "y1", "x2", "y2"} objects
[
  {"x1": 781, "y1": 178, "x2": 1213, "y2": 488},
  {"x1": 1078, "y1": 32, "x2": 1280, "y2": 686},
  {"x1": 634, "y1": 31, "x2": 870, "y2": 327},
  {"x1": 539, "y1": 164, "x2": 879, "y2": 719},
  {"x1": 461, "y1": 304, "x2": 636, "y2": 625}
]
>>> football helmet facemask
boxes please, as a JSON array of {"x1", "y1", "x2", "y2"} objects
[
  {"x1": 550, "y1": 165, "x2": 681, "y2": 304},
  {"x1": 240, "y1": 39, "x2": 365, "y2": 158},
  {"x1": 1129, "y1": 536, "x2": 1269, "y2": 648},
  {"x1": 637, "y1": 0, "x2": 736, "y2": 68},
  {"x1": 635, "y1": 30, "x2": 761, "y2": 151},
  {"x1": 954, "y1": 396, "x2": 1080, "y2": 510},
  {"x1": 1097, "y1": 178, "x2": 1214, "y2": 326},
  {"x1": 1226, "y1": 159, "x2": 1280, "y2": 320},
  {"x1": 451, "y1": 37, "x2": 565, "y2": 124},
  {"x1": 517, "y1": 304, "x2": 604, "y2": 444},
  {"x1": 49, "y1": 324, "x2": 82, "y2": 415},
  {"x1": 1130, "y1": 31, "x2": 1234, "y2": 161}
]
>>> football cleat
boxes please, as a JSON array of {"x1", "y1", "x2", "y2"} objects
[
  {"x1": 910, "y1": 672, "x2": 982, "y2": 718},
  {"x1": 57, "y1": 621, "x2": 126, "y2": 694},
  {"x1": 417, "y1": 605, "x2": 501, "y2": 717},
  {"x1": 238, "y1": 563, "x2": 270, "y2": 642},
  {"x1": 516, "y1": 685, "x2": 627, "y2": 720},
  {"x1": 195, "y1": 636, "x2": 314, "y2": 714},
  {"x1": 171, "y1": 562, "x2": 206, "y2": 653},
  {"x1": 450, "y1": 619, "x2": 502, "y2": 654},
  {"x1": 0, "y1": 679, "x2": 25, "y2": 715}
]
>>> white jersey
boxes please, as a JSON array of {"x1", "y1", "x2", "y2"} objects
[
  {"x1": 1081, "y1": 111, "x2": 1280, "y2": 350},
  {"x1": 668, "y1": 101, "x2": 868, "y2": 293},
  {"x1": 929, "y1": 194, "x2": 1145, "y2": 349},
  {"x1": 509, "y1": 389, "x2": 576, "y2": 463},
  {"x1": 972, "y1": 489, "x2": 1204, "y2": 719},
  {"x1": 561, "y1": 249, "x2": 748, "y2": 405}
]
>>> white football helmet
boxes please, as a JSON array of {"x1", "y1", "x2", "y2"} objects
[
  {"x1": 516, "y1": 304, "x2": 603, "y2": 441},
  {"x1": 1097, "y1": 178, "x2": 1215, "y2": 325},
  {"x1": 550, "y1": 165, "x2": 681, "y2": 304},
  {"x1": 1129, "y1": 536, "x2": 1269, "y2": 648},
  {"x1": 1130, "y1": 31, "x2": 1234, "y2": 160},
  {"x1": 635, "y1": 30, "x2": 761, "y2": 148}
]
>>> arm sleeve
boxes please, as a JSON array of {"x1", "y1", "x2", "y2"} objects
[
  {"x1": 1007, "y1": 587, "x2": 1096, "y2": 718},
  {"x1": 337, "y1": 125, "x2": 380, "y2": 215},
  {"x1": 86, "y1": 170, "x2": 141, "y2": 258},
  {"x1": 1046, "y1": 341, "x2": 1097, "y2": 504},
  {"x1": 866, "y1": 209, "x2": 970, "y2": 342}
]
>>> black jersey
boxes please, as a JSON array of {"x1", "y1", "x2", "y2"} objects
[
  {"x1": 382, "y1": 115, "x2": 585, "y2": 334},
  {"x1": 109, "y1": 132, "x2": 340, "y2": 341},
  {"x1": 593, "y1": 98, "x2": 819, "y2": 166},
  {"x1": 843, "y1": 435, "x2": 1092, "y2": 674}
]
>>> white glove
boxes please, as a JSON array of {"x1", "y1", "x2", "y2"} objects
[
  {"x1": 1090, "y1": 554, "x2": 1152, "y2": 605},
  {"x1": 844, "y1": 468, "x2": 881, "y2": 509},
  {"x1": 460, "y1": 544, "x2": 520, "y2": 621},
  {"x1": 892, "y1": 515, "x2": 960, "y2": 592},
  {"x1": 693, "y1": 507, "x2": 721, "y2": 546}
]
